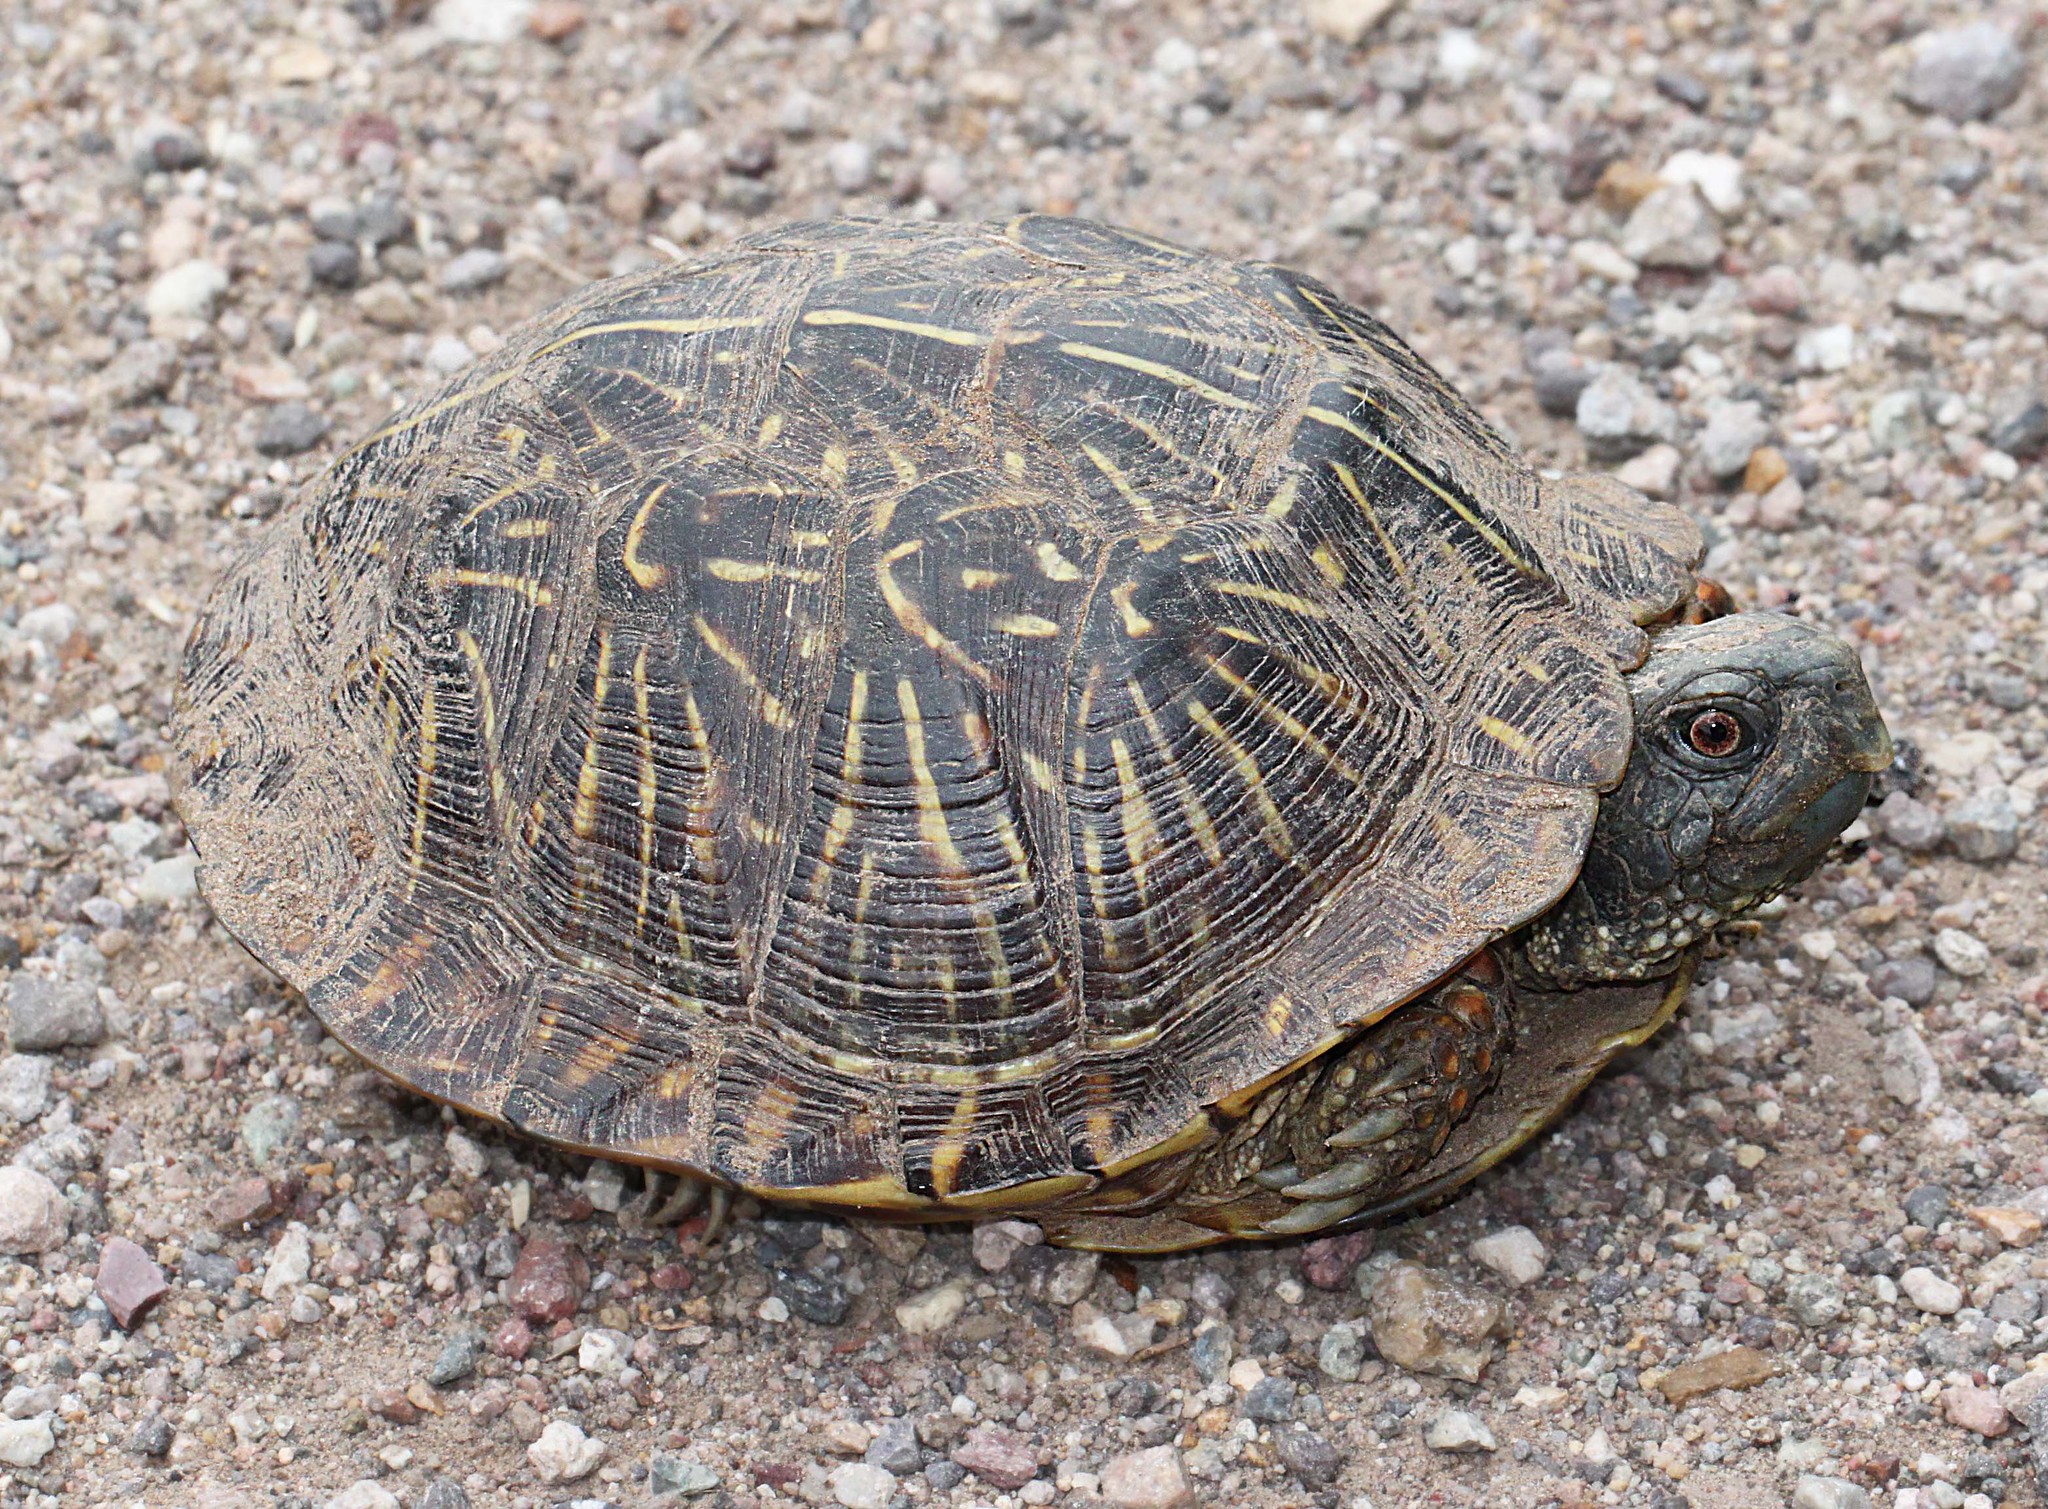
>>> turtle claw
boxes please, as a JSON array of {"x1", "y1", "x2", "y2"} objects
[
  {"x1": 1356, "y1": 1055, "x2": 1427, "y2": 1101},
  {"x1": 702, "y1": 1184, "x2": 733, "y2": 1242},
  {"x1": 649, "y1": 1174, "x2": 708, "y2": 1225},
  {"x1": 1261, "y1": 1191, "x2": 1375, "y2": 1236},
  {"x1": 1326, "y1": 1106, "x2": 1412, "y2": 1150},
  {"x1": 1251, "y1": 1162, "x2": 1302, "y2": 1191},
  {"x1": 1280, "y1": 1158, "x2": 1383, "y2": 1201}
]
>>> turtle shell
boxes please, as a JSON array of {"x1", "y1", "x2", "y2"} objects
[{"x1": 172, "y1": 217, "x2": 1702, "y2": 1215}]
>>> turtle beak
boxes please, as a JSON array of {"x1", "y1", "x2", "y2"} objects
[{"x1": 1735, "y1": 640, "x2": 1891, "y2": 844}]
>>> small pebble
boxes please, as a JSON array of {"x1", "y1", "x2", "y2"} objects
[
  {"x1": 1424, "y1": 1409, "x2": 1495, "y2": 1452},
  {"x1": 1900, "y1": 1267, "x2": 1964, "y2": 1316}
]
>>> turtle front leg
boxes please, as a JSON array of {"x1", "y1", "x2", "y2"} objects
[{"x1": 1187, "y1": 952, "x2": 1515, "y2": 1238}]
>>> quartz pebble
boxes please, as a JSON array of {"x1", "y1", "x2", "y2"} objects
[
  {"x1": 1900, "y1": 1267, "x2": 1964, "y2": 1316},
  {"x1": 1793, "y1": 1477, "x2": 1872, "y2": 1509},
  {"x1": 1368, "y1": 1260, "x2": 1507, "y2": 1382},
  {"x1": 0, "y1": 1169, "x2": 67, "y2": 1256},
  {"x1": 1424, "y1": 1409, "x2": 1495, "y2": 1452},
  {"x1": 1933, "y1": 929, "x2": 1991, "y2": 978},
  {"x1": 1099, "y1": 1445, "x2": 1192, "y2": 1508},
  {"x1": 829, "y1": 1461, "x2": 896, "y2": 1509},
  {"x1": 528, "y1": 1419, "x2": 606, "y2": 1483},
  {"x1": 1468, "y1": 1226, "x2": 1547, "y2": 1286},
  {"x1": 1900, "y1": 24, "x2": 2025, "y2": 122}
]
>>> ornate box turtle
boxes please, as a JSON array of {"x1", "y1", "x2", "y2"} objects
[{"x1": 172, "y1": 218, "x2": 1890, "y2": 1251}]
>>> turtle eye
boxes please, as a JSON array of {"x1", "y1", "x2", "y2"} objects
[{"x1": 1686, "y1": 709, "x2": 1745, "y2": 759}]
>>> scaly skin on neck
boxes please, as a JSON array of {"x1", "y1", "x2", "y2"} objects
[{"x1": 1509, "y1": 612, "x2": 1892, "y2": 991}]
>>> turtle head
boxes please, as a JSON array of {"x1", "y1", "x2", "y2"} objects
[{"x1": 1511, "y1": 613, "x2": 1891, "y2": 991}]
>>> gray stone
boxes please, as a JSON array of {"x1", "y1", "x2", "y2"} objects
[
  {"x1": 1870, "y1": 956, "x2": 1937, "y2": 1007},
  {"x1": 1241, "y1": 1375, "x2": 1296, "y2": 1423},
  {"x1": 0, "y1": 1057, "x2": 51, "y2": 1124},
  {"x1": 427, "y1": 1327, "x2": 485, "y2": 1385},
  {"x1": 419, "y1": 1480, "x2": 471, "y2": 1509},
  {"x1": 864, "y1": 1417, "x2": 921, "y2": 1475},
  {"x1": 1576, "y1": 369, "x2": 1680, "y2": 460},
  {"x1": 438, "y1": 248, "x2": 509, "y2": 294},
  {"x1": 1530, "y1": 350, "x2": 1596, "y2": 417},
  {"x1": 1271, "y1": 1427, "x2": 1343, "y2": 1486},
  {"x1": 239, "y1": 1095, "x2": 303, "y2": 1169},
  {"x1": 255, "y1": 402, "x2": 332, "y2": 457},
  {"x1": 96, "y1": 340, "x2": 180, "y2": 406},
  {"x1": 1697, "y1": 400, "x2": 1771, "y2": 481},
  {"x1": 1900, "y1": 24, "x2": 2025, "y2": 122},
  {"x1": 649, "y1": 1455, "x2": 721, "y2": 1498},
  {"x1": 1947, "y1": 790, "x2": 2021, "y2": 862},
  {"x1": 1620, "y1": 184, "x2": 1722, "y2": 272},
  {"x1": 1904, "y1": 1184, "x2": 1954, "y2": 1228},
  {"x1": 0, "y1": 1167, "x2": 67, "y2": 1255},
  {"x1": 7, "y1": 974, "x2": 107, "y2": 1051},
  {"x1": 1873, "y1": 791, "x2": 1944, "y2": 851},
  {"x1": 309, "y1": 242, "x2": 362, "y2": 289},
  {"x1": 1786, "y1": 1274, "x2": 1846, "y2": 1329},
  {"x1": 1317, "y1": 1322, "x2": 1365, "y2": 1382}
]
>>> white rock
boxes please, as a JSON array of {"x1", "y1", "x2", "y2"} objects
[
  {"x1": 1324, "y1": 187, "x2": 1383, "y2": 237},
  {"x1": 894, "y1": 1281, "x2": 966, "y2": 1336},
  {"x1": 445, "y1": 1128, "x2": 489, "y2": 1180},
  {"x1": 825, "y1": 139, "x2": 874, "y2": 193},
  {"x1": 1570, "y1": 239, "x2": 1639, "y2": 284},
  {"x1": 1794, "y1": 323, "x2": 1855, "y2": 373},
  {"x1": 1099, "y1": 1445, "x2": 1193, "y2": 1508},
  {"x1": 830, "y1": 1461, "x2": 898, "y2": 1509},
  {"x1": 1923, "y1": 731, "x2": 2003, "y2": 779},
  {"x1": 1659, "y1": 150, "x2": 1744, "y2": 215},
  {"x1": 1895, "y1": 279, "x2": 1969, "y2": 321},
  {"x1": 1799, "y1": 930, "x2": 1837, "y2": 962},
  {"x1": 1794, "y1": 1476, "x2": 1873, "y2": 1509},
  {"x1": 528, "y1": 1419, "x2": 606, "y2": 1483},
  {"x1": 1934, "y1": 928, "x2": 1991, "y2": 978},
  {"x1": 1899, "y1": 1266, "x2": 1964, "y2": 1316},
  {"x1": 145, "y1": 259, "x2": 230, "y2": 322},
  {"x1": 1425, "y1": 1408, "x2": 1496, "y2": 1452},
  {"x1": 578, "y1": 1329, "x2": 628, "y2": 1376},
  {"x1": 1619, "y1": 184, "x2": 1722, "y2": 272},
  {"x1": 0, "y1": 1168, "x2": 67, "y2": 1256},
  {"x1": 432, "y1": 0, "x2": 533, "y2": 44},
  {"x1": 0, "y1": 1417, "x2": 53, "y2": 1467},
  {"x1": 261, "y1": 1225, "x2": 312, "y2": 1299},
  {"x1": 1880, "y1": 1027, "x2": 1941, "y2": 1110},
  {"x1": 137, "y1": 853, "x2": 200, "y2": 903},
  {"x1": 1613, "y1": 443, "x2": 1681, "y2": 499},
  {"x1": 0, "y1": 1057, "x2": 53, "y2": 1124},
  {"x1": 325, "y1": 1483, "x2": 401, "y2": 1509},
  {"x1": 1469, "y1": 1226, "x2": 1548, "y2": 1287},
  {"x1": 1303, "y1": 0, "x2": 1401, "y2": 47},
  {"x1": 1074, "y1": 1304, "x2": 1155, "y2": 1358},
  {"x1": 1435, "y1": 28, "x2": 1489, "y2": 87}
]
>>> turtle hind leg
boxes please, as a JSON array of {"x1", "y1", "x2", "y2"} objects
[{"x1": 1188, "y1": 954, "x2": 1515, "y2": 1239}]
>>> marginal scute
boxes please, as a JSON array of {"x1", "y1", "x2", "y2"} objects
[{"x1": 171, "y1": 217, "x2": 1687, "y2": 1218}]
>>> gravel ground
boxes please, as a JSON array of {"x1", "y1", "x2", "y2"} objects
[{"x1": 3, "y1": 1, "x2": 2047, "y2": 1506}]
